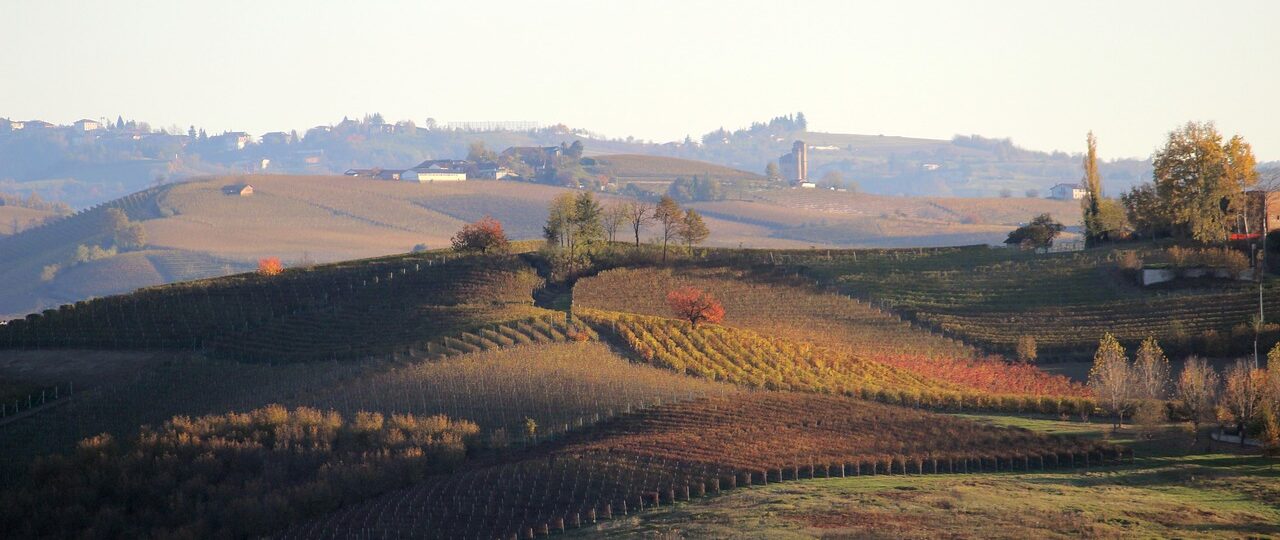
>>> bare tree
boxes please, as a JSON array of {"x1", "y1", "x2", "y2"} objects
[
  {"x1": 603, "y1": 202, "x2": 627, "y2": 243},
  {"x1": 1088, "y1": 333, "x2": 1132, "y2": 430},
  {"x1": 624, "y1": 201, "x2": 653, "y2": 247},
  {"x1": 653, "y1": 196, "x2": 683, "y2": 262},
  {"x1": 1176, "y1": 356, "x2": 1219, "y2": 446},
  {"x1": 1222, "y1": 359, "x2": 1266, "y2": 446},
  {"x1": 1133, "y1": 337, "x2": 1170, "y2": 399}
]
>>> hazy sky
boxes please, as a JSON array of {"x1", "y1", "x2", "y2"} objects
[{"x1": 2, "y1": 0, "x2": 1276, "y2": 160}]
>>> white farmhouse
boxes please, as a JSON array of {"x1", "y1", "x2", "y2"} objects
[
  {"x1": 403, "y1": 168, "x2": 467, "y2": 182},
  {"x1": 1048, "y1": 183, "x2": 1087, "y2": 200}
]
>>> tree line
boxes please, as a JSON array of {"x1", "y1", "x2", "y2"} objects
[
  {"x1": 1087, "y1": 333, "x2": 1280, "y2": 450},
  {"x1": 1084, "y1": 121, "x2": 1260, "y2": 245}
]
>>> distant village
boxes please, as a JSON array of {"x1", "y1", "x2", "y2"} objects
[
  {"x1": 341, "y1": 145, "x2": 569, "y2": 184},
  {"x1": 1, "y1": 114, "x2": 1099, "y2": 202}
]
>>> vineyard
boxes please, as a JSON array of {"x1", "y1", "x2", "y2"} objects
[
  {"x1": 574, "y1": 266, "x2": 974, "y2": 359},
  {"x1": 799, "y1": 245, "x2": 1280, "y2": 359},
  {"x1": 0, "y1": 253, "x2": 547, "y2": 361},
  {"x1": 0, "y1": 404, "x2": 483, "y2": 539},
  {"x1": 0, "y1": 336, "x2": 727, "y2": 478},
  {"x1": 581, "y1": 310, "x2": 1094, "y2": 414},
  {"x1": 287, "y1": 393, "x2": 1122, "y2": 539},
  {"x1": 297, "y1": 342, "x2": 735, "y2": 441}
]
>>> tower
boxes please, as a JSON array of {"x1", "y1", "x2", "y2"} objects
[
  {"x1": 778, "y1": 141, "x2": 808, "y2": 183},
  {"x1": 793, "y1": 140, "x2": 807, "y2": 181}
]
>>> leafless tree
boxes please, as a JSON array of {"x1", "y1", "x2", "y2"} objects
[{"x1": 1176, "y1": 356, "x2": 1219, "y2": 445}]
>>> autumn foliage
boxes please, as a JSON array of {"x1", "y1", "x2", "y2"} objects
[
  {"x1": 666, "y1": 286, "x2": 725, "y2": 327},
  {"x1": 257, "y1": 257, "x2": 284, "y2": 276},
  {"x1": 451, "y1": 216, "x2": 510, "y2": 254},
  {"x1": 872, "y1": 354, "x2": 1089, "y2": 398}
]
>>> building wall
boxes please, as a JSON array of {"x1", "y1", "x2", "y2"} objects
[
  {"x1": 777, "y1": 140, "x2": 808, "y2": 183},
  {"x1": 404, "y1": 171, "x2": 466, "y2": 182}
]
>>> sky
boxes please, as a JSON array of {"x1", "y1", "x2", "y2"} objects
[{"x1": 1, "y1": 0, "x2": 1277, "y2": 160}]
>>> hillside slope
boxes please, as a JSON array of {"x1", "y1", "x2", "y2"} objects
[
  {"x1": 1, "y1": 174, "x2": 1076, "y2": 318},
  {"x1": 584, "y1": 154, "x2": 762, "y2": 182}
]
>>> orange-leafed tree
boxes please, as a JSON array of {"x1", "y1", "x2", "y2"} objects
[
  {"x1": 257, "y1": 257, "x2": 284, "y2": 276},
  {"x1": 666, "y1": 286, "x2": 725, "y2": 327},
  {"x1": 451, "y1": 216, "x2": 510, "y2": 254}
]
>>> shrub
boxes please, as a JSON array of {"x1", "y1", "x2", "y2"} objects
[
  {"x1": 451, "y1": 216, "x2": 509, "y2": 254},
  {"x1": 257, "y1": 257, "x2": 284, "y2": 276},
  {"x1": 1015, "y1": 335, "x2": 1038, "y2": 362},
  {"x1": 0, "y1": 405, "x2": 479, "y2": 539},
  {"x1": 665, "y1": 287, "x2": 725, "y2": 327},
  {"x1": 1117, "y1": 250, "x2": 1142, "y2": 272}
]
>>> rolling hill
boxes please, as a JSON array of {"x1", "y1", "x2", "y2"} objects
[
  {"x1": 0, "y1": 205, "x2": 57, "y2": 237},
  {"x1": 0, "y1": 174, "x2": 1082, "y2": 319},
  {"x1": 583, "y1": 154, "x2": 762, "y2": 180},
  {"x1": 1, "y1": 235, "x2": 1271, "y2": 537}
]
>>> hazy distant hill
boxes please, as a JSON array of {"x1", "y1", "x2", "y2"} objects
[{"x1": 0, "y1": 114, "x2": 1151, "y2": 209}]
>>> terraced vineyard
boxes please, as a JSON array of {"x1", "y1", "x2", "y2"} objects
[
  {"x1": 750, "y1": 244, "x2": 1279, "y2": 360},
  {"x1": 575, "y1": 266, "x2": 974, "y2": 359},
  {"x1": 301, "y1": 341, "x2": 734, "y2": 440},
  {"x1": 0, "y1": 253, "x2": 547, "y2": 362},
  {"x1": 288, "y1": 393, "x2": 1122, "y2": 539},
  {"x1": 0, "y1": 187, "x2": 168, "y2": 316},
  {"x1": 580, "y1": 310, "x2": 1093, "y2": 414},
  {"x1": 0, "y1": 338, "x2": 729, "y2": 480}
]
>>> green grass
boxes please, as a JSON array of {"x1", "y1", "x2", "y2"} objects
[
  {"x1": 572, "y1": 414, "x2": 1280, "y2": 539},
  {"x1": 576, "y1": 463, "x2": 1280, "y2": 539}
]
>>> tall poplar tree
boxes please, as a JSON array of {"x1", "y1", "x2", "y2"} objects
[{"x1": 1082, "y1": 131, "x2": 1105, "y2": 245}]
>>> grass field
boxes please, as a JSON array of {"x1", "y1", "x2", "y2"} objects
[{"x1": 576, "y1": 415, "x2": 1280, "y2": 539}]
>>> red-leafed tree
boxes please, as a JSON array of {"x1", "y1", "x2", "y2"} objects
[
  {"x1": 666, "y1": 286, "x2": 725, "y2": 327},
  {"x1": 451, "y1": 216, "x2": 510, "y2": 254},
  {"x1": 257, "y1": 257, "x2": 284, "y2": 276}
]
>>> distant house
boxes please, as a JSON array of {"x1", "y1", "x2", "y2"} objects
[
  {"x1": 223, "y1": 184, "x2": 254, "y2": 196},
  {"x1": 23, "y1": 120, "x2": 55, "y2": 130},
  {"x1": 344, "y1": 168, "x2": 380, "y2": 177},
  {"x1": 501, "y1": 146, "x2": 563, "y2": 171},
  {"x1": 1048, "y1": 183, "x2": 1087, "y2": 200},
  {"x1": 412, "y1": 159, "x2": 471, "y2": 171},
  {"x1": 72, "y1": 119, "x2": 102, "y2": 131},
  {"x1": 375, "y1": 169, "x2": 406, "y2": 180},
  {"x1": 260, "y1": 131, "x2": 293, "y2": 145},
  {"x1": 403, "y1": 168, "x2": 466, "y2": 182},
  {"x1": 0, "y1": 118, "x2": 23, "y2": 131},
  {"x1": 477, "y1": 165, "x2": 515, "y2": 180}
]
